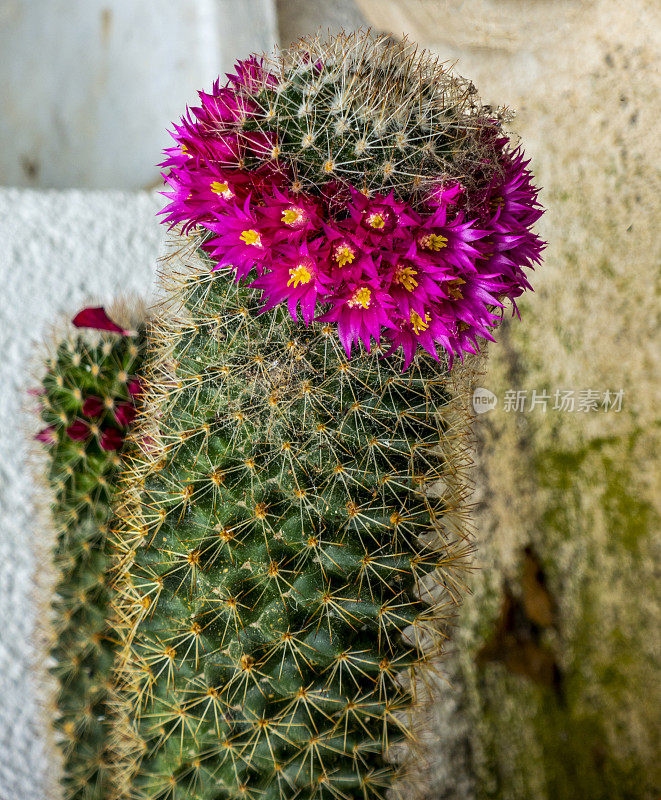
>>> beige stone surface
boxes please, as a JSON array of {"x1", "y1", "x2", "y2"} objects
[{"x1": 355, "y1": 1, "x2": 660, "y2": 797}]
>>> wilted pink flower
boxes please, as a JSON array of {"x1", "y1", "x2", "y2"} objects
[{"x1": 72, "y1": 307, "x2": 127, "y2": 335}]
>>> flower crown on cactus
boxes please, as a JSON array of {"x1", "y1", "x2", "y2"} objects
[{"x1": 161, "y1": 33, "x2": 544, "y2": 367}]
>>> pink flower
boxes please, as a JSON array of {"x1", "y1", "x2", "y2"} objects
[
  {"x1": 321, "y1": 282, "x2": 395, "y2": 356},
  {"x1": 204, "y1": 198, "x2": 271, "y2": 280},
  {"x1": 252, "y1": 241, "x2": 331, "y2": 324}
]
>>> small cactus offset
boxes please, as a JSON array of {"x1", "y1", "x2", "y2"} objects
[
  {"x1": 35, "y1": 305, "x2": 145, "y2": 800},
  {"x1": 113, "y1": 32, "x2": 544, "y2": 800}
]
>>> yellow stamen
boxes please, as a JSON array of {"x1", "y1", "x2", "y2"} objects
[
  {"x1": 282, "y1": 207, "x2": 305, "y2": 225},
  {"x1": 333, "y1": 243, "x2": 355, "y2": 267},
  {"x1": 239, "y1": 229, "x2": 262, "y2": 247},
  {"x1": 348, "y1": 287, "x2": 371, "y2": 310},
  {"x1": 366, "y1": 212, "x2": 385, "y2": 229},
  {"x1": 490, "y1": 196, "x2": 505, "y2": 213},
  {"x1": 419, "y1": 232, "x2": 448, "y2": 251},
  {"x1": 287, "y1": 261, "x2": 312, "y2": 288},
  {"x1": 410, "y1": 310, "x2": 431, "y2": 334},
  {"x1": 445, "y1": 277, "x2": 465, "y2": 300},
  {"x1": 210, "y1": 180, "x2": 233, "y2": 199},
  {"x1": 394, "y1": 264, "x2": 418, "y2": 293}
]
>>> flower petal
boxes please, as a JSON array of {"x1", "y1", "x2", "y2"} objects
[{"x1": 72, "y1": 307, "x2": 127, "y2": 335}]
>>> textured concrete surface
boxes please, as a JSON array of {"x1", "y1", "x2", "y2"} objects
[
  {"x1": 356, "y1": 0, "x2": 661, "y2": 797},
  {"x1": 0, "y1": 0, "x2": 276, "y2": 189},
  {"x1": 0, "y1": 189, "x2": 161, "y2": 800}
]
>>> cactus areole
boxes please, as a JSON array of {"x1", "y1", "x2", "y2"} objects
[{"x1": 115, "y1": 33, "x2": 544, "y2": 799}]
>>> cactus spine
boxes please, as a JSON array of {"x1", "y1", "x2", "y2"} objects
[
  {"x1": 36, "y1": 307, "x2": 144, "y2": 800},
  {"x1": 113, "y1": 31, "x2": 543, "y2": 800}
]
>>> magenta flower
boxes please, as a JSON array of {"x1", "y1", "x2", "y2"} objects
[
  {"x1": 227, "y1": 56, "x2": 276, "y2": 92},
  {"x1": 410, "y1": 205, "x2": 485, "y2": 274},
  {"x1": 384, "y1": 308, "x2": 454, "y2": 370},
  {"x1": 424, "y1": 180, "x2": 464, "y2": 210},
  {"x1": 258, "y1": 187, "x2": 320, "y2": 242},
  {"x1": 252, "y1": 241, "x2": 331, "y2": 324},
  {"x1": 321, "y1": 282, "x2": 395, "y2": 356},
  {"x1": 204, "y1": 198, "x2": 271, "y2": 280},
  {"x1": 387, "y1": 256, "x2": 454, "y2": 321},
  {"x1": 127, "y1": 378, "x2": 142, "y2": 398},
  {"x1": 474, "y1": 143, "x2": 546, "y2": 301},
  {"x1": 158, "y1": 65, "x2": 545, "y2": 367}
]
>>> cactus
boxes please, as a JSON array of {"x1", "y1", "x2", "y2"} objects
[
  {"x1": 35, "y1": 306, "x2": 145, "y2": 800},
  {"x1": 113, "y1": 32, "x2": 544, "y2": 800}
]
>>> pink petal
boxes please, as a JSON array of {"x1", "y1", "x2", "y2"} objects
[
  {"x1": 82, "y1": 395, "x2": 105, "y2": 417},
  {"x1": 72, "y1": 307, "x2": 127, "y2": 335},
  {"x1": 66, "y1": 419, "x2": 90, "y2": 441},
  {"x1": 100, "y1": 427, "x2": 124, "y2": 451},
  {"x1": 114, "y1": 401, "x2": 137, "y2": 427}
]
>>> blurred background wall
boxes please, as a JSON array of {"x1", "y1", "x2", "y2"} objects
[{"x1": 0, "y1": 1, "x2": 658, "y2": 799}]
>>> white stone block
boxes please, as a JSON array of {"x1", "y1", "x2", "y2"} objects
[{"x1": 0, "y1": 188, "x2": 162, "y2": 798}]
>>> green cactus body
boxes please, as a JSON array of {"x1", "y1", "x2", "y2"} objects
[
  {"x1": 114, "y1": 257, "x2": 474, "y2": 800},
  {"x1": 113, "y1": 31, "x2": 543, "y2": 800},
  {"x1": 37, "y1": 313, "x2": 144, "y2": 799}
]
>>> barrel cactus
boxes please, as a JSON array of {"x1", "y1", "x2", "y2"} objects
[
  {"x1": 113, "y1": 32, "x2": 544, "y2": 800},
  {"x1": 35, "y1": 305, "x2": 145, "y2": 800}
]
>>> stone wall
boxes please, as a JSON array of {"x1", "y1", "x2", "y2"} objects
[{"x1": 356, "y1": 1, "x2": 661, "y2": 797}]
